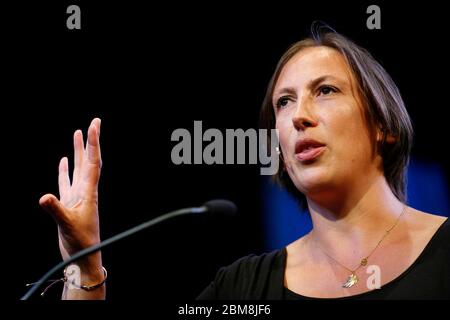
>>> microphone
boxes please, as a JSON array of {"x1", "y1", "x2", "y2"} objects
[
  {"x1": 202, "y1": 199, "x2": 237, "y2": 217},
  {"x1": 21, "y1": 199, "x2": 237, "y2": 300}
]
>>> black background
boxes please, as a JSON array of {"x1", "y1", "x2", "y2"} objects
[{"x1": 2, "y1": 0, "x2": 449, "y2": 308}]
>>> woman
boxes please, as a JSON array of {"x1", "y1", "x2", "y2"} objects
[{"x1": 39, "y1": 30, "x2": 449, "y2": 299}]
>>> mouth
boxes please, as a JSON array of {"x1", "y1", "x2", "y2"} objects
[{"x1": 295, "y1": 138, "x2": 326, "y2": 162}]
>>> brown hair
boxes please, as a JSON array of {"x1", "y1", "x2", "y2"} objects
[{"x1": 260, "y1": 29, "x2": 413, "y2": 208}]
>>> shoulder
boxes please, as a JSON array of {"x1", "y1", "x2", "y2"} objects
[
  {"x1": 224, "y1": 249, "x2": 285, "y2": 275},
  {"x1": 435, "y1": 215, "x2": 450, "y2": 238},
  {"x1": 197, "y1": 249, "x2": 286, "y2": 300},
  {"x1": 285, "y1": 234, "x2": 310, "y2": 268},
  {"x1": 427, "y1": 215, "x2": 450, "y2": 248},
  {"x1": 405, "y1": 208, "x2": 449, "y2": 242},
  {"x1": 401, "y1": 212, "x2": 450, "y2": 297},
  {"x1": 403, "y1": 209, "x2": 450, "y2": 270}
]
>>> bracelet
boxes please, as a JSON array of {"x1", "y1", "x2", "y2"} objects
[
  {"x1": 64, "y1": 266, "x2": 108, "y2": 291},
  {"x1": 26, "y1": 265, "x2": 108, "y2": 296}
]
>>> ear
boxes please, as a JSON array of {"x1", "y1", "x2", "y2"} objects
[
  {"x1": 385, "y1": 135, "x2": 397, "y2": 143},
  {"x1": 376, "y1": 128, "x2": 397, "y2": 144},
  {"x1": 278, "y1": 150, "x2": 288, "y2": 171}
]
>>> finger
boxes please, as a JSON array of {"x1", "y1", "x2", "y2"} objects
[
  {"x1": 92, "y1": 117, "x2": 101, "y2": 137},
  {"x1": 83, "y1": 122, "x2": 102, "y2": 197},
  {"x1": 72, "y1": 130, "x2": 84, "y2": 186},
  {"x1": 87, "y1": 121, "x2": 102, "y2": 166},
  {"x1": 58, "y1": 157, "x2": 71, "y2": 200},
  {"x1": 39, "y1": 194, "x2": 69, "y2": 225}
]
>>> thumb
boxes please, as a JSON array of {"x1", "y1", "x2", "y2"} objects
[{"x1": 39, "y1": 194, "x2": 68, "y2": 225}]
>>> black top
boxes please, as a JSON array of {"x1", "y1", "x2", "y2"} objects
[{"x1": 197, "y1": 218, "x2": 450, "y2": 300}]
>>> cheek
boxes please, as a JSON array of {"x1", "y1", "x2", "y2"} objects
[
  {"x1": 275, "y1": 115, "x2": 294, "y2": 151},
  {"x1": 326, "y1": 109, "x2": 372, "y2": 163}
]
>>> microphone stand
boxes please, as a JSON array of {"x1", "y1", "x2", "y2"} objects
[{"x1": 21, "y1": 206, "x2": 206, "y2": 300}]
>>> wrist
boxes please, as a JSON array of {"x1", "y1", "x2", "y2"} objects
[
  {"x1": 69, "y1": 252, "x2": 104, "y2": 284},
  {"x1": 64, "y1": 265, "x2": 107, "y2": 291}
]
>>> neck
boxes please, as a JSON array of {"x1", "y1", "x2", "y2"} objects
[{"x1": 306, "y1": 174, "x2": 406, "y2": 260}]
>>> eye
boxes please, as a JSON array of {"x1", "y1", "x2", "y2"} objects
[
  {"x1": 275, "y1": 96, "x2": 292, "y2": 109},
  {"x1": 317, "y1": 85, "x2": 338, "y2": 96}
]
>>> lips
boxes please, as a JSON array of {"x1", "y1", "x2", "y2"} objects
[{"x1": 295, "y1": 138, "x2": 326, "y2": 162}]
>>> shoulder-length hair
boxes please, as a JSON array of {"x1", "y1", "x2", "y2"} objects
[{"x1": 260, "y1": 30, "x2": 413, "y2": 208}]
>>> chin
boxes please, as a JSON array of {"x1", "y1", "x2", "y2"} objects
[{"x1": 290, "y1": 166, "x2": 332, "y2": 194}]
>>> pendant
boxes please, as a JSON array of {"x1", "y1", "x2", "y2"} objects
[{"x1": 342, "y1": 273, "x2": 358, "y2": 288}]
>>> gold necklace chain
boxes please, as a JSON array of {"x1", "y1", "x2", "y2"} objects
[{"x1": 313, "y1": 204, "x2": 407, "y2": 288}]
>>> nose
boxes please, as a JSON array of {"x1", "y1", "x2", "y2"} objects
[{"x1": 292, "y1": 97, "x2": 318, "y2": 131}]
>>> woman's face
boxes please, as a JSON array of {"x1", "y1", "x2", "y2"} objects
[{"x1": 273, "y1": 46, "x2": 381, "y2": 200}]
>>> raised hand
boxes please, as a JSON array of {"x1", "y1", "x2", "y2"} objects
[{"x1": 39, "y1": 118, "x2": 105, "y2": 299}]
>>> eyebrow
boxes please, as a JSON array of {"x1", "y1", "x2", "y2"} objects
[
  {"x1": 307, "y1": 75, "x2": 344, "y2": 91},
  {"x1": 273, "y1": 75, "x2": 347, "y2": 101}
]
